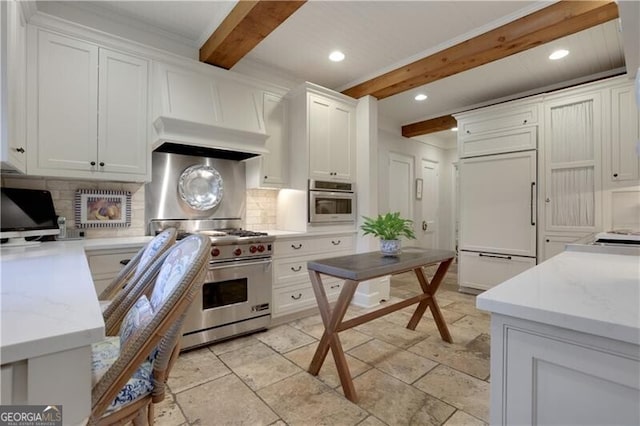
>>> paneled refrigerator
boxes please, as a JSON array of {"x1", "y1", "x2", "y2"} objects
[{"x1": 458, "y1": 150, "x2": 537, "y2": 292}]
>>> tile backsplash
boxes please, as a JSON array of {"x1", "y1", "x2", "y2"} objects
[
  {"x1": 1, "y1": 176, "x2": 146, "y2": 238},
  {"x1": 246, "y1": 189, "x2": 278, "y2": 230},
  {"x1": 1, "y1": 176, "x2": 280, "y2": 237}
]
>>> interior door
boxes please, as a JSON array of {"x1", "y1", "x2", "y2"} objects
[
  {"x1": 388, "y1": 152, "x2": 413, "y2": 223},
  {"x1": 418, "y1": 159, "x2": 439, "y2": 249}
]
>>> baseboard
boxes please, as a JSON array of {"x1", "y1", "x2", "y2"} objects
[{"x1": 351, "y1": 276, "x2": 391, "y2": 308}]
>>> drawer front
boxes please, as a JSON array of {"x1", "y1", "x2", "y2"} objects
[
  {"x1": 274, "y1": 257, "x2": 309, "y2": 282},
  {"x1": 460, "y1": 105, "x2": 537, "y2": 137},
  {"x1": 459, "y1": 126, "x2": 537, "y2": 157},
  {"x1": 274, "y1": 234, "x2": 355, "y2": 258},
  {"x1": 273, "y1": 283, "x2": 317, "y2": 316},
  {"x1": 87, "y1": 249, "x2": 139, "y2": 276},
  {"x1": 325, "y1": 279, "x2": 344, "y2": 300},
  {"x1": 459, "y1": 251, "x2": 536, "y2": 291},
  {"x1": 273, "y1": 278, "x2": 344, "y2": 317},
  {"x1": 92, "y1": 278, "x2": 111, "y2": 296}
]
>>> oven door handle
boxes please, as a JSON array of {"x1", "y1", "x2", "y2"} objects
[{"x1": 209, "y1": 259, "x2": 272, "y2": 270}]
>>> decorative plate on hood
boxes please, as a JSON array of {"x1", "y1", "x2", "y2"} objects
[{"x1": 178, "y1": 164, "x2": 224, "y2": 211}]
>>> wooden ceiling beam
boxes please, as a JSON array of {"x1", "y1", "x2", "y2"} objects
[
  {"x1": 402, "y1": 115, "x2": 457, "y2": 138},
  {"x1": 200, "y1": 0, "x2": 306, "y2": 69},
  {"x1": 342, "y1": 1, "x2": 619, "y2": 100}
]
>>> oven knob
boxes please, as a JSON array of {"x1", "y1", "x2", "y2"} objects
[
  {"x1": 249, "y1": 245, "x2": 257, "y2": 253},
  {"x1": 233, "y1": 248, "x2": 242, "y2": 256},
  {"x1": 257, "y1": 245, "x2": 265, "y2": 252},
  {"x1": 211, "y1": 247, "x2": 220, "y2": 257}
]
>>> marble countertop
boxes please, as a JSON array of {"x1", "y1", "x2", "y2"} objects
[
  {"x1": 1, "y1": 241, "x2": 106, "y2": 364},
  {"x1": 476, "y1": 246, "x2": 640, "y2": 345},
  {"x1": 82, "y1": 235, "x2": 152, "y2": 251},
  {"x1": 0, "y1": 229, "x2": 360, "y2": 363}
]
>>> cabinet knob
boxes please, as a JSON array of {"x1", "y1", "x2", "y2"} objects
[
  {"x1": 291, "y1": 293, "x2": 302, "y2": 300},
  {"x1": 15, "y1": 147, "x2": 25, "y2": 153},
  {"x1": 523, "y1": 119, "x2": 528, "y2": 124},
  {"x1": 466, "y1": 130, "x2": 471, "y2": 134},
  {"x1": 545, "y1": 197, "x2": 551, "y2": 203},
  {"x1": 613, "y1": 173, "x2": 618, "y2": 178},
  {"x1": 546, "y1": 239, "x2": 550, "y2": 243},
  {"x1": 264, "y1": 175, "x2": 268, "y2": 179},
  {"x1": 291, "y1": 265, "x2": 302, "y2": 272},
  {"x1": 291, "y1": 243, "x2": 302, "y2": 249},
  {"x1": 331, "y1": 240, "x2": 341, "y2": 245},
  {"x1": 90, "y1": 161, "x2": 96, "y2": 166},
  {"x1": 99, "y1": 162, "x2": 105, "y2": 167}
]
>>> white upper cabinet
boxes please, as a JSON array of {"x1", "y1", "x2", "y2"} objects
[
  {"x1": 455, "y1": 100, "x2": 540, "y2": 158},
  {"x1": 609, "y1": 83, "x2": 639, "y2": 183},
  {"x1": 98, "y1": 49, "x2": 149, "y2": 176},
  {"x1": 543, "y1": 90, "x2": 602, "y2": 233},
  {"x1": 308, "y1": 94, "x2": 355, "y2": 181},
  {"x1": 288, "y1": 83, "x2": 356, "y2": 187},
  {"x1": 1, "y1": 0, "x2": 28, "y2": 174},
  {"x1": 246, "y1": 92, "x2": 288, "y2": 188},
  {"x1": 27, "y1": 28, "x2": 150, "y2": 181}
]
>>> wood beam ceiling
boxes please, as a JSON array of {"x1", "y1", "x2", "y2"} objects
[
  {"x1": 401, "y1": 116, "x2": 458, "y2": 138},
  {"x1": 342, "y1": 0, "x2": 618, "y2": 137},
  {"x1": 342, "y1": 0, "x2": 619, "y2": 104},
  {"x1": 200, "y1": 0, "x2": 306, "y2": 70}
]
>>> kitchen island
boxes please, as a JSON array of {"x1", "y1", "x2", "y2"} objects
[
  {"x1": 476, "y1": 244, "x2": 640, "y2": 425},
  {"x1": 0, "y1": 237, "x2": 150, "y2": 425}
]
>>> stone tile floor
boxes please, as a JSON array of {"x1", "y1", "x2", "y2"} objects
[{"x1": 155, "y1": 266, "x2": 490, "y2": 426}]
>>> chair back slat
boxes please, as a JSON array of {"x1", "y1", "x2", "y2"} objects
[{"x1": 102, "y1": 228, "x2": 177, "y2": 333}]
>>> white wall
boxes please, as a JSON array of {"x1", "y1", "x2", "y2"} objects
[{"x1": 377, "y1": 128, "x2": 458, "y2": 250}]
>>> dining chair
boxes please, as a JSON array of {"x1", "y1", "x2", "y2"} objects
[
  {"x1": 90, "y1": 234, "x2": 210, "y2": 425},
  {"x1": 99, "y1": 228, "x2": 177, "y2": 320}
]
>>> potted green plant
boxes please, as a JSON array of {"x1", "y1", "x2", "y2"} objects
[{"x1": 360, "y1": 212, "x2": 416, "y2": 256}]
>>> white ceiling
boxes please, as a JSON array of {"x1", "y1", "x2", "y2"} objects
[{"x1": 37, "y1": 1, "x2": 634, "y2": 130}]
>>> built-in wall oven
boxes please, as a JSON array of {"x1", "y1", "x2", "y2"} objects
[{"x1": 308, "y1": 179, "x2": 356, "y2": 224}]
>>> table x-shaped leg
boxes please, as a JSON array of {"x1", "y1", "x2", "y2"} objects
[
  {"x1": 406, "y1": 258, "x2": 453, "y2": 343},
  {"x1": 307, "y1": 270, "x2": 360, "y2": 402}
]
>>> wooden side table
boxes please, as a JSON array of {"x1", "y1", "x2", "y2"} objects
[{"x1": 306, "y1": 247, "x2": 455, "y2": 402}]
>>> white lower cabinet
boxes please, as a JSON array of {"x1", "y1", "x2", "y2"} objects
[
  {"x1": 542, "y1": 233, "x2": 589, "y2": 261},
  {"x1": 85, "y1": 246, "x2": 143, "y2": 295},
  {"x1": 490, "y1": 314, "x2": 640, "y2": 425},
  {"x1": 458, "y1": 251, "x2": 536, "y2": 291},
  {"x1": 272, "y1": 233, "x2": 354, "y2": 318}
]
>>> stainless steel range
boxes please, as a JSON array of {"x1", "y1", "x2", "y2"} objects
[{"x1": 146, "y1": 150, "x2": 274, "y2": 350}]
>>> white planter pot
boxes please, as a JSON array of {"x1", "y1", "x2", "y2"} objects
[{"x1": 380, "y1": 239, "x2": 401, "y2": 256}]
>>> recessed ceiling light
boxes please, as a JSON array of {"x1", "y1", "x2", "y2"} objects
[
  {"x1": 414, "y1": 93, "x2": 428, "y2": 101},
  {"x1": 549, "y1": 49, "x2": 569, "y2": 60},
  {"x1": 451, "y1": 127, "x2": 458, "y2": 132},
  {"x1": 329, "y1": 51, "x2": 345, "y2": 62}
]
